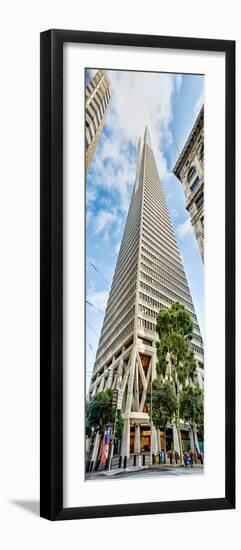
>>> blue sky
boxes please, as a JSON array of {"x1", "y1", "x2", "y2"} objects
[{"x1": 86, "y1": 69, "x2": 204, "y2": 390}]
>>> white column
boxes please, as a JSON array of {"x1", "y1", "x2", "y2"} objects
[
  {"x1": 194, "y1": 428, "x2": 200, "y2": 453},
  {"x1": 121, "y1": 418, "x2": 130, "y2": 458},
  {"x1": 156, "y1": 429, "x2": 161, "y2": 452},
  {"x1": 151, "y1": 424, "x2": 158, "y2": 453},
  {"x1": 125, "y1": 349, "x2": 136, "y2": 412},
  {"x1": 134, "y1": 424, "x2": 141, "y2": 453},
  {"x1": 98, "y1": 375, "x2": 105, "y2": 392},
  {"x1": 189, "y1": 429, "x2": 195, "y2": 452},
  {"x1": 91, "y1": 431, "x2": 101, "y2": 468},
  {"x1": 117, "y1": 358, "x2": 123, "y2": 389},
  {"x1": 86, "y1": 437, "x2": 92, "y2": 454},
  {"x1": 172, "y1": 424, "x2": 180, "y2": 454},
  {"x1": 106, "y1": 369, "x2": 113, "y2": 389}
]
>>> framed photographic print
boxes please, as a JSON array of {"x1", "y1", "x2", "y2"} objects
[{"x1": 40, "y1": 29, "x2": 235, "y2": 520}]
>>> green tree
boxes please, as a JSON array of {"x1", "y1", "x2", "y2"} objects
[
  {"x1": 180, "y1": 384, "x2": 204, "y2": 451},
  {"x1": 146, "y1": 378, "x2": 177, "y2": 462},
  {"x1": 156, "y1": 302, "x2": 198, "y2": 463},
  {"x1": 86, "y1": 388, "x2": 124, "y2": 445}
]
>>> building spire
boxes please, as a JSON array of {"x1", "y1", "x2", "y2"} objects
[{"x1": 144, "y1": 126, "x2": 152, "y2": 147}]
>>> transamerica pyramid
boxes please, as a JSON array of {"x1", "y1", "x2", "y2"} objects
[{"x1": 87, "y1": 128, "x2": 204, "y2": 467}]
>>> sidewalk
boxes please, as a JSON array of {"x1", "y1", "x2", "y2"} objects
[{"x1": 86, "y1": 462, "x2": 203, "y2": 479}]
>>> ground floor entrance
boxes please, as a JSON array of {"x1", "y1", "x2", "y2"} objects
[{"x1": 128, "y1": 423, "x2": 202, "y2": 455}]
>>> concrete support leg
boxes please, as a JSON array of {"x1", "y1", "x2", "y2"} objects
[
  {"x1": 106, "y1": 370, "x2": 113, "y2": 389},
  {"x1": 91, "y1": 431, "x2": 101, "y2": 469},
  {"x1": 86, "y1": 437, "x2": 91, "y2": 454},
  {"x1": 134, "y1": 424, "x2": 141, "y2": 453},
  {"x1": 156, "y1": 429, "x2": 161, "y2": 452},
  {"x1": 121, "y1": 418, "x2": 130, "y2": 459},
  {"x1": 98, "y1": 376, "x2": 105, "y2": 392},
  {"x1": 194, "y1": 428, "x2": 200, "y2": 453},
  {"x1": 189, "y1": 429, "x2": 195, "y2": 452},
  {"x1": 151, "y1": 424, "x2": 158, "y2": 452},
  {"x1": 173, "y1": 424, "x2": 180, "y2": 454}
]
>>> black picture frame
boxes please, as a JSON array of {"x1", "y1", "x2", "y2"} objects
[{"x1": 40, "y1": 29, "x2": 235, "y2": 521}]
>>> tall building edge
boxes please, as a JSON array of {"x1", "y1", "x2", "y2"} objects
[{"x1": 173, "y1": 106, "x2": 204, "y2": 261}]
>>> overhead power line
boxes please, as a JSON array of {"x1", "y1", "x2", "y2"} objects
[
  {"x1": 172, "y1": 128, "x2": 180, "y2": 155},
  {"x1": 86, "y1": 321, "x2": 100, "y2": 338},
  {"x1": 89, "y1": 261, "x2": 110, "y2": 285},
  {"x1": 86, "y1": 299, "x2": 104, "y2": 315},
  {"x1": 87, "y1": 340, "x2": 95, "y2": 354}
]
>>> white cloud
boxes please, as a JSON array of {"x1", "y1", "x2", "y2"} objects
[
  {"x1": 114, "y1": 240, "x2": 121, "y2": 255},
  {"x1": 193, "y1": 92, "x2": 204, "y2": 118},
  {"x1": 93, "y1": 209, "x2": 117, "y2": 235},
  {"x1": 176, "y1": 218, "x2": 194, "y2": 239},
  {"x1": 171, "y1": 208, "x2": 178, "y2": 219},
  {"x1": 86, "y1": 188, "x2": 97, "y2": 205},
  {"x1": 88, "y1": 69, "x2": 182, "y2": 216},
  {"x1": 87, "y1": 289, "x2": 109, "y2": 312}
]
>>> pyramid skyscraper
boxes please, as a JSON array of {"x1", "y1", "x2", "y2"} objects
[{"x1": 87, "y1": 128, "x2": 204, "y2": 465}]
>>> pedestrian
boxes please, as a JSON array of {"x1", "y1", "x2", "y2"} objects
[
  {"x1": 189, "y1": 449, "x2": 193, "y2": 467},
  {"x1": 168, "y1": 449, "x2": 173, "y2": 464},
  {"x1": 183, "y1": 451, "x2": 188, "y2": 467},
  {"x1": 175, "y1": 449, "x2": 179, "y2": 464}
]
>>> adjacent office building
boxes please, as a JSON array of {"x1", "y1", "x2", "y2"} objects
[
  {"x1": 173, "y1": 106, "x2": 204, "y2": 261},
  {"x1": 85, "y1": 69, "x2": 112, "y2": 173},
  {"x1": 87, "y1": 128, "x2": 204, "y2": 467}
]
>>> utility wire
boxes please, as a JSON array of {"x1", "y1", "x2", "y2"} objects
[
  {"x1": 172, "y1": 128, "x2": 180, "y2": 155},
  {"x1": 86, "y1": 321, "x2": 100, "y2": 338},
  {"x1": 87, "y1": 340, "x2": 95, "y2": 354},
  {"x1": 86, "y1": 299, "x2": 104, "y2": 315},
  {"x1": 89, "y1": 261, "x2": 110, "y2": 286}
]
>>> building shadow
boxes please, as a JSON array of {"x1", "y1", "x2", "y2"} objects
[{"x1": 10, "y1": 500, "x2": 40, "y2": 516}]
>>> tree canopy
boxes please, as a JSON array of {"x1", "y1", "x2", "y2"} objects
[
  {"x1": 86, "y1": 389, "x2": 123, "y2": 439},
  {"x1": 180, "y1": 383, "x2": 204, "y2": 435},
  {"x1": 146, "y1": 378, "x2": 177, "y2": 431},
  {"x1": 155, "y1": 302, "x2": 199, "y2": 462}
]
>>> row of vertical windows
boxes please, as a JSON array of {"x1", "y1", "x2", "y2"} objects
[
  {"x1": 143, "y1": 205, "x2": 176, "y2": 243},
  {"x1": 143, "y1": 188, "x2": 170, "y2": 222},
  {"x1": 143, "y1": 199, "x2": 171, "y2": 231},
  {"x1": 141, "y1": 239, "x2": 187, "y2": 282},
  {"x1": 110, "y1": 256, "x2": 138, "y2": 299},
  {"x1": 107, "y1": 263, "x2": 137, "y2": 309},
  {"x1": 138, "y1": 317, "x2": 156, "y2": 332},
  {"x1": 112, "y1": 246, "x2": 138, "y2": 292},
  {"x1": 187, "y1": 166, "x2": 196, "y2": 182},
  {"x1": 97, "y1": 306, "x2": 135, "y2": 353},
  {"x1": 139, "y1": 281, "x2": 197, "y2": 321},
  {"x1": 141, "y1": 246, "x2": 187, "y2": 286},
  {"x1": 140, "y1": 271, "x2": 194, "y2": 311},
  {"x1": 142, "y1": 219, "x2": 179, "y2": 258},
  {"x1": 196, "y1": 193, "x2": 204, "y2": 209},
  {"x1": 138, "y1": 303, "x2": 158, "y2": 318},
  {"x1": 105, "y1": 280, "x2": 136, "y2": 320},
  {"x1": 101, "y1": 293, "x2": 136, "y2": 340},
  {"x1": 114, "y1": 250, "x2": 138, "y2": 286},
  {"x1": 191, "y1": 342, "x2": 204, "y2": 356},
  {"x1": 96, "y1": 320, "x2": 134, "y2": 366},
  {"x1": 142, "y1": 227, "x2": 182, "y2": 268},
  {"x1": 140, "y1": 259, "x2": 191, "y2": 300},
  {"x1": 191, "y1": 176, "x2": 200, "y2": 193},
  {"x1": 139, "y1": 291, "x2": 200, "y2": 336}
]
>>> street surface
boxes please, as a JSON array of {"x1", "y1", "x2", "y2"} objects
[{"x1": 86, "y1": 465, "x2": 204, "y2": 480}]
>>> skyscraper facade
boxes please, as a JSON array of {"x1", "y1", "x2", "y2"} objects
[
  {"x1": 87, "y1": 128, "x2": 204, "y2": 467},
  {"x1": 85, "y1": 69, "x2": 112, "y2": 173},
  {"x1": 173, "y1": 106, "x2": 204, "y2": 261}
]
